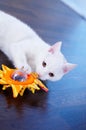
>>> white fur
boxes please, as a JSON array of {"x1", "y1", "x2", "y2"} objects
[{"x1": 0, "y1": 11, "x2": 76, "y2": 81}]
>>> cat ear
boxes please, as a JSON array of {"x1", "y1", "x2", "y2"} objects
[
  {"x1": 48, "y1": 41, "x2": 62, "y2": 54},
  {"x1": 63, "y1": 63, "x2": 77, "y2": 74}
]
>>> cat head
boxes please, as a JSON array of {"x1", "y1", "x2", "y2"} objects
[{"x1": 36, "y1": 41, "x2": 76, "y2": 81}]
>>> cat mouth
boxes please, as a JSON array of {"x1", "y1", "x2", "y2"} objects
[
  {"x1": 38, "y1": 74, "x2": 44, "y2": 80},
  {"x1": 38, "y1": 74, "x2": 42, "y2": 78}
]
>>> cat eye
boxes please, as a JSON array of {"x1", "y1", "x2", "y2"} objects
[
  {"x1": 42, "y1": 61, "x2": 47, "y2": 67},
  {"x1": 49, "y1": 72, "x2": 54, "y2": 77}
]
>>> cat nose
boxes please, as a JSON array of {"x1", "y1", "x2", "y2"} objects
[
  {"x1": 38, "y1": 74, "x2": 41, "y2": 77},
  {"x1": 38, "y1": 73, "x2": 42, "y2": 78}
]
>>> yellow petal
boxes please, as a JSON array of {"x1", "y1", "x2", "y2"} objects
[
  {"x1": 2, "y1": 65, "x2": 10, "y2": 73},
  {"x1": 34, "y1": 79, "x2": 39, "y2": 84},
  {"x1": 29, "y1": 83, "x2": 40, "y2": 90},
  {"x1": 0, "y1": 79, "x2": 7, "y2": 84},
  {"x1": 35, "y1": 79, "x2": 48, "y2": 92},
  {"x1": 11, "y1": 84, "x2": 20, "y2": 98},
  {"x1": 31, "y1": 72, "x2": 38, "y2": 78},
  {"x1": 2, "y1": 85, "x2": 10, "y2": 90},
  {"x1": 30, "y1": 87, "x2": 35, "y2": 93},
  {"x1": 0, "y1": 70, "x2": 3, "y2": 77},
  {"x1": 19, "y1": 86, "x2": 26, "y2": 96}
]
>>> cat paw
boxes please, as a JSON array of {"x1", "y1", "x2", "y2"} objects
[
  {"x1": 18, "y1": 65, "x2": 32, "y2": 74},
  {"x1": 23, "y1": 66, "x2": 32, "y2": 74}
]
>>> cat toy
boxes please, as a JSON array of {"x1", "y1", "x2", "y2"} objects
[{"x1": 0, "y1": 65, "x2": 48, "y2": 98}]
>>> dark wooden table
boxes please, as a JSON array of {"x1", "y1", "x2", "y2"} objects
[{"x1": 0, "y1": 0, "x2": 86, "y2": 130}]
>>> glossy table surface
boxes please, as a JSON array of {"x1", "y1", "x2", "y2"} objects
[{"x1": 0, "y1": 0, "x2": 86, "y2": 130}]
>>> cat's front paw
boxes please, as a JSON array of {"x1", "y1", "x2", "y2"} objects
[
  {"x1": 24, "y1": 66, "x2": 32, "y2": 74},
  {"x1": 19, "y1": 65, "x2": 32, "y2": 74}
]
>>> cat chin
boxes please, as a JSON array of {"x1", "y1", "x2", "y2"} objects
[
  {"x1": 39, "y1": 76, "x2": 63, "y2": 81},
  {"x1": 38, "y1": 76, "x2": 46, "y2": 81},
  {"x1": 50, "y1": 75, "x2": 64, "y2": 81},
  {"x1": 38, "y1": 74, "x2": 48, "y2": 81}
]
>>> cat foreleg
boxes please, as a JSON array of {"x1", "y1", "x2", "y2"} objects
[{"x1": 10, "y1": 47, "x2": 32, "y2": 73}]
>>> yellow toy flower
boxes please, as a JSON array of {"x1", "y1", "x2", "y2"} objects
[{"x1": 0, "y1": 65, "x2": 48, "y2": 98}]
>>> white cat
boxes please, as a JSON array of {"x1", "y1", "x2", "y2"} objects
[{"x1": 0, "y1": 11, "x2": 76, "y2": 81}]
